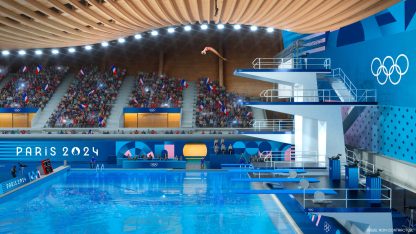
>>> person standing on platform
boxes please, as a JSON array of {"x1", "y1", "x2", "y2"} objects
[
  {"x1": 11, "y1": 165, "x2": 17, "y2": 178},
  {"x1": 214, "y1": 139, "x2": 218, "y2": 147},
  {"x1": 90, "y1": 156, "x2": 96, "y2": 169},
  {"x1": 214, "y1": 144, "x2": 219, "y2": 155},
  {"x1": 200, "y1": 157, "x2": 205, "y2": 169},
  {"x1": 221, "y1": 143, "x2": 226, "y2": 154},
  {"x1": 228, "y1": 144, "x2": 233, "y2": 155}
]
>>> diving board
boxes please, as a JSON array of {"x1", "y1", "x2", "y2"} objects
[
  {"x1": 231, "y1": 178, "x2": 319, "y2": 183},
  {"x1": 221, "y1": 164, "x2": 253, "y2": 168},
  {"x1": 234, "y1": 189, "x2": 337, "y2": 195}
]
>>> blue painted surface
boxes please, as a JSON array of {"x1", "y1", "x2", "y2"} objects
[
  {"x1": 234, "y1": 189, "x2": 337, "y2": 195},
  {"x1": 228, "y1": 169, "x2": 306, "y2": 173},
  {"x1": 231, "y1": 178, "x2": 320, "y2": 183},
  {"x1": 0, "y1": 170, "x2": 296, "y2": 233},
  {"x1": 344, "y1": 165, "x2": 359, "y2": 188},
  {"x1": 121, "y1": 160, "x2": 186, "y2": 169},
  {"x1": 244, "y1": 101, "x2": 378, "y2": 106},
  {"x1": 366, "y1": 176, "x2": 382, "y2": 204},
  {"x1": 123, "y1": 107, "x2": 181, "y2": 113},
  {"x1": 235, "y1": 68, "x2": 331, "y2": 73},
  {"x1": 0, "y1": 176, "x2": 28, "y2": 195},
  {"x1": 0, "y1": 108, "x2": 38, "y2": 113},
  {"x1": 329, "y1": 159, "x2": 341, "y2": 181}
]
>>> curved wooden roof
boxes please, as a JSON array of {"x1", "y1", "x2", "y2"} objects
[{"x1": 0, "y1": 0, "x2": 399, "y2": 49}]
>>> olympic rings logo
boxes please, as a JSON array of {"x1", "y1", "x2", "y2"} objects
[
  {"x1": 323, "y1": 221, "x2": 331, "y2": 232},
  {"x1": 371, "y1": 54, "x2": 409, "y2": 85},
  {"x1": 150, "y1": 163, "x2": 158, "y2": 167}
]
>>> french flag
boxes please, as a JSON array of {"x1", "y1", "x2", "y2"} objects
[
  {"x1": 204, "y1": 77, "x2": 210, "y2": 85},
  {"x1": 36, "y1": 65, "x2": 42, "y2": 75},
  {"x1": 217, "y1": 100, "x2": 223, "y2": 106},
  {"x1": 207, "y1": 84, "x2": 213, "y2": 92},
  {"x1": 98, "y1": 116, "x2": 104, "y2": 126},
  {"x1": 181, "y1": 79, "x2": 189, "y2": 88},
  {"x1": 139, "y1": 78, "x2": 144, "y2": 85},
  {"x1": 22, "y1": 93, "x2": 29, "y2": 103},
  {"x1": 88, "y1": 89, "x2": 95, "y2": 96},
  {"x1": 111, "y1": 65, "x2": 117, "y2": 75},
  {"x1": 79, "y1": 69, "x2": 85, "y2": 76},
  {"x1": 199, "y1": 104, "x2": 204, "y2": 111},
  {"x1": 22, "y1": 66, "x2": 28, "y2": 73},
  {"x1": 44, "y1": 84, "x2": 49, "y2": 91},
  {"x1": 79, "y1": 104, "x2": 88, "y2": 109},
  {"x1": 132, "y1": 98, "x2": 139, "y2": 104},
  {"x1": 221, "y1": 106, "x2": 228, "y2": 115}
]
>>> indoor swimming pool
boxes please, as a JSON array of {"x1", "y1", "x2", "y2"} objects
[{"x1": 0, "y1": 170, "x2": 296, "y2": 233}]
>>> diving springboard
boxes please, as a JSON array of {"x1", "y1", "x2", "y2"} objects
[
  {"x1": 231, "y1": 178, "x2": 319, "y2": 183},
  {"x1": 234, "y1": 189, "x2": 337, "y2": 195}
]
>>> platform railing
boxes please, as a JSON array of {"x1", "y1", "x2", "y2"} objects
[
  {"x1": 252, "y1": 57, "x2": 331, "y2": 70},
  {"x1": 259, "y1": 151, "x2": 324, "y2": 168},
  {"x1": 302, "y1": 187, "x2": 392, "y2": 209},
  {"x1": 259, "y1": 88, "x2": 377, "y2": 102},
  {"x1": 250, "y1": 119, "x2": 294, "y2": 132},
  {"x1": 345, "y1": 147, "x2": 377, "y2": 187},
  {"x1": 330, "y1": 68, "x2": 358, "y2": 98}
]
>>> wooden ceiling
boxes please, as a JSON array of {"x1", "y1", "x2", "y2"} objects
[{"x1": 0, "y1": 0, "x2": 399, "y2": 49}]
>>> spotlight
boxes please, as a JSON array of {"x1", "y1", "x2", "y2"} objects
[
  {"x1": 200, "y1": 24, "x2": 208, "y2": 30},
  {"x1": 2, "y1": 50, "x2": 10, "y2": 56},
  {"x1": 266, "y1": 27, "x2": 274, "y2": 33},
  {"x1": 51, "y1": 49, "x2": 59, "y2": 55},
  {"x1": 250, "y1": 25, "x2": 258, "y2": 31},
  {"x1": 167, "y1": 27, "x2": 175, "y2": 34},
  {"x1": 101, "y1": 41, "x2": 109, "y2": 47},
  {"x1": 84, "y1": 45, "x2": 92, "y2": 50},
  {"x1": 134, "y1": 34, "x2": 142, "y2": 39},
  {"x1": 68, "y1": 47, "x2": 76, "y2": 53},
  {"x1": 217, "y1": 24, "x2": 225, "y2": 30},
  {"x1": 35, "y1": 50, "x2": 43, "y2": 55},
  {"x1": 118, "y1": 38, "x2": 125, "y2": 43},
  {"x1": 151, "y1": 30, "x2": 158, "y2": 36},
  {"x1": 184, "y1": 25, "x2": 191, "y2": 31},
  {"x1": 233, "y1": 24, "x2": 241, "y2": 30},
  {"x1": 18, "y1": 50, "x2": 26, "y2": 55}
]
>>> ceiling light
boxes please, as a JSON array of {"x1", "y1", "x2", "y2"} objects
[
  {"x1": 118, "y1": 38, "x2": 125, "y2": 43},
  {"x1": 184, "y1": 25, "x2": 191, "y2": 31},
  {"x1": 167, "y1": 27, "x2": 175, "y2": 33},
  {"x1": 68, "y1": 47, "x2": 76, "y2": 53},
  {"x1": 217, "y1": 24, "x2": 225, "y2": 30},
  {"x1": 151, "y1": 30, "x2": 158, "y2": 36},
  {"x1": 233, "y1": 24, "x2": 241, "y2": 30},
  {"x1": 51, "y1": 49, "x2": 59, "y2": 55},
  {"x1": 84, "y1": 45, "x2": 92, "y2": 50},
  {"x1": 35, "y1": 50, "x2": 43, "y2": 55},
  {"x1": 134, "y1": 34, "x2": 142, "y2": 39},
  {"x1": 200, "y1": 24, "x2": 208, "y2": 30},
  {"x1": 101, "y1": 41, "x2": 109, "y2": 47},
  {"x1": 250, "y1": 25, "x2": 258, "y2": 31},
  {"x1": 18, "y1": 50, "x2": 26, "y2": 55},
  {"x1": 2, "y1": 50, "x2": 10, "y2": 56},
  {"x1": 266, "y1": 27, "x2": 274, "y2": 33}
]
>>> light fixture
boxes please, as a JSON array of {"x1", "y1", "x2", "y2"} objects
[
  {"x1": 118, "y1": 38, "x2": 125, "y2": 43},
  {"x1": 51, "y1": 49, "x2": 59, "y2": 55},
  {"x1": 250, "y1": 25, "x2": 258, "y2": 31},
  {"x1": 101, "y1": 41, "x2": 109, "y2": 47},
  {"x1": 184, "y1": 25, "x2": 191, "y2": 31},
  {"x1": 2, "y1": 50, "x2": 10, "y2": 56},
  {"x1": 167, "y1": 27, "x2": 175, "y2": 34},
  {"x1": 266, "y1": 27, "x2": 274, "y2": 33},
  {"x1": 217, "y1": 24, "x2": 225, "y2": 30},
  {"x1": 200, "y1": 24, "x2": 208, "y2": 30},
  {"x1": 233, "y1": 24, "x2": 241, "y2": 30},
  {"x1": 134, "y1": 34, "x2": 142, "y2": 39},
  {"x1": 68, "y1": 47, "x2": 76, "y2": 53},
  {"x1": 151, "y1": 30, "x2": 158, "y2": 36},
  {"x1": 35, "y1": 50, "x2": 43, "y2": 55},
  {"x1": 18, "y1": 50, "x2": 26, "y2": 55},
  {"x1": 84, "y1": 45, "x2": 92, "y2": 50}
]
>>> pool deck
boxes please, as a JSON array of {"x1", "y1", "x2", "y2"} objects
[{"x1": 0, "y1": 165, "x2": 69, "y2": 199}]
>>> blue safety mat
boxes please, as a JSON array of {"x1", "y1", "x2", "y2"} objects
[
  {"x1": 234, "y1": 189, "x2": 337, "y2": 195},
  {"x1": 231, "y1": 178, "x2": 320, "y2": 183}
]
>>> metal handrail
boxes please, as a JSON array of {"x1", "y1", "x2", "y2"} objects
[
  {"x1": 259, "y1": 88, "x2": 377, "y2": 102},
  {"x1": 302, "y1": 187, "x2": 392, "y2": 209},
  {"x1": 250, "y1": 119, "x2": 294, "y2": 132},
  {"x1": 252, "y1": 57, "x2": 331, "y2": 70},
  {"x1": 331, "y1": 68, "x2": 358, "y2": 98}
]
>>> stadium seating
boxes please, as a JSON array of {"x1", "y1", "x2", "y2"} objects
[
  {"x1": 129, "y1": 72, "x2": 183, "y2": 108},
  {"x1": 196, "y1": 78, "x2": 253, "y2": 128},
  {"x1": 47, "y1": 66, "x2": 125, "y2": 128},
  {"x1": 0, "y1": 65, "x2": 68, "y2": 109}
]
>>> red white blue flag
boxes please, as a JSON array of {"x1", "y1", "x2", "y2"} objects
[
  {"x1": 111, "y1": 65, "x2": 117, "y2": 75},
  {"x1": 22, "y1": 66, "x2": 28, "y2": 73},
  {"x1": 36, "y1": 65, "x2": 42, "y2": 75},
  {"x1": 44, "y1": 84, "x2": 49, "y2": 91},
  {"x1": 181, "y1": 80, "x2": 189, "y2": 88},
  {"x1": 79, "y1": 104, "x2": 88, "y2": 109},
  {"x1": 23, "y1": 93, "x2": 29, "y2": 103},
  {"x1": 79, "y1": 69, "x2": 85, "y2": 76}
]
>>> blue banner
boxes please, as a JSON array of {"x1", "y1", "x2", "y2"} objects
[
  {"x1": 123, "y1": 108, "x2": 181, "y2": 113},
  {"x1": 0, "y1": 140, "x2": 115, "y2": 162},
  {"x1": 0, "y1": 108, "x2": 38, "y2": 113},
  {"x1": 0, "y1": 176, "x2": 28, "y2": 195}
]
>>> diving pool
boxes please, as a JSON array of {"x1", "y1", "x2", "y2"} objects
[{"x1": 0, "y1": 170, "x2": 296, "y2": 233}]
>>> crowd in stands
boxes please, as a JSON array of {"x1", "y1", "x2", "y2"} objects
[
  {"x1": 129, "y1": 72, "x2": 184, "y2": 108},
  {"x1": 196, "y1": 78, "x2": 253, "y2": 128},
  {"x1": 0, "y1": 129, "x2": 236, "y2": 135},
  {"x1": 47, "y1": 66, "x2": 125, "y2": 128},
  {"x1": 0, "y1": 65, "x2": 68, "y2": 109}
]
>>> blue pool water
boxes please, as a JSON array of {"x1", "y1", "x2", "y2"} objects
[{"x1": 0, "y1": 170, "x2": 296, "y2": 233}]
